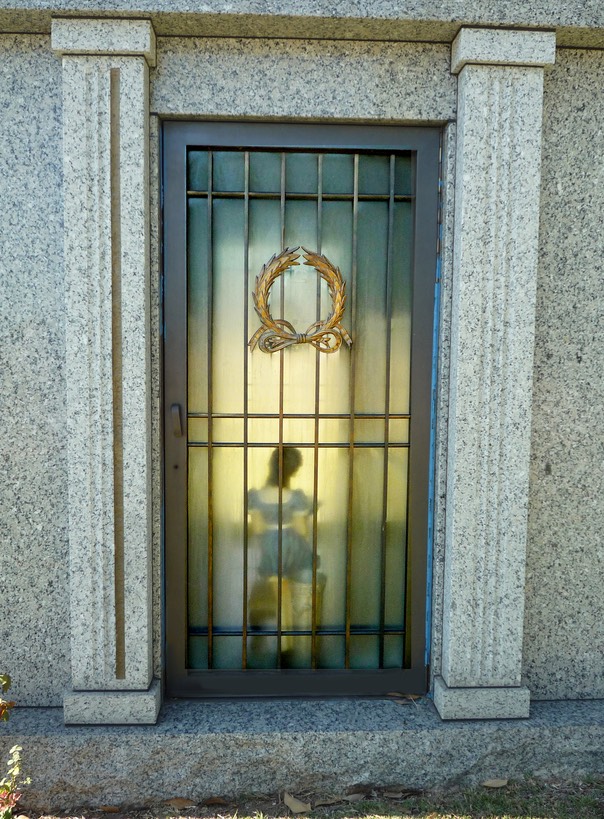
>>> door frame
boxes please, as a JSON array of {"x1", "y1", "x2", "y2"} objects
[{"x1": 162, "y1": 121, "x2": 440, "y2": 697}]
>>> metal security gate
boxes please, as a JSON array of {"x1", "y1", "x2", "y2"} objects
[{"x1": 163, "y1": 122, "x2": 439, "y2": 696}]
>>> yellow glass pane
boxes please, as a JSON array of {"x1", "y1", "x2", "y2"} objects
[
  {"x1": 385, "y1": 448, "x2": 408, "y2": 627},
  {"x1": 389, "y1": 418, "x2": 409, "y2": 443},
  {"x1": 212, "y1": 447, "x2": 244, "y2": 630},
  {"x1": 188, "y1": 418, "x2": 208, "y2": 443},
  {"x1": 318, "y1": 418, "x2": 349, "y2": 444},
  {"x1": 389, "y1": 202, "x2": 413, "y2": 414},
  {"x1": 212, "y1": 198, "x2": 245, "y2": 414},
  {"x1": 188, "y1": 447, "x2": 208, "y2": 629},
  {"x1": 212, "y1": 418, "x2": 244, "y2": 444},
  {"x1": 350, "y1": 448, "x2": 384, "y2": 627},
  {"x1": 354, "y1": 417, "x2": 385, "y2": 444},
  {"x1": 248, "y1": 417, "x2": 279, "y2": 443},
  {"x1": 316, "y1": 447, "x2": 349, "y2": 630},
  {"x1": 187, "y1": 199, "x2": 209, "y2": 413}
]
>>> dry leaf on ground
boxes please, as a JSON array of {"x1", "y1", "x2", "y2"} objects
[
  {"x1": 482, "y1": 779, "x2": 509, "y2": 788},
  {"x1": 99, "y1": 806, "x2": 121, "y2": 813},
  {"x1": 343, "y1": 792, "x2": 365, "y2": 802},
  {"x1": 313, "y1": 796, "x2": 341, "y2": 807},
  {"x1": 203, "y1": 796, "x2": 228, "y2": 806},
  {"x1": 163, "y1": 797, "x2": 197, "y2": 808},
  {"x1": 284, "y1": 792, "x2": 311, "y2": 814}
]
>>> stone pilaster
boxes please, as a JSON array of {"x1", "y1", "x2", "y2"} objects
[
  {"x1": 51, "y1": 18, "x2": 159, "y2": 724},
  {"x1": 435, "y1": 28, "x2": 556, "y2": 720}
]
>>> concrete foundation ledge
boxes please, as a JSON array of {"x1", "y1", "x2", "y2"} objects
[
  {"x1": 63, "y1": 679, "x2": 162, "y2": 725},
  {"x1": 1, "y1": 697, "x2": 603, "y2": 812},
  {"x1": 434, "y1": 677, "x2": 531, "y2": 720}
]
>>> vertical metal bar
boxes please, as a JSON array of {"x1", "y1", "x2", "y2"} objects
[
  {"x1": 344, "y1": 154, "x2": 359, "y2": 669},
  {"x1": 242, "y1": 151, "x2": 250, "y2": 669},
  {"x1": 379, "y1": 154, "x2": 396, "y2": 668},
  {"x1": 207, "y1": 150, "x2": 214, "y2": 669},
  {"x1": 277, "y1": 152, "x2": 286, "y2": 667},
  {"x1": 311, "y1": 153, "x2": 323, "y2": 668}
]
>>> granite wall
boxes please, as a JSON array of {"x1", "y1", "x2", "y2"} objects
[
  {"x1": 524, "y1": 47, "x2": 604, "y2": 700},
  {"x1": 2, "y1": 31, "x2": 603, "y2": 707},
  {"x1": 0, "y1": 34, "x2": 70, "y2": 705}
]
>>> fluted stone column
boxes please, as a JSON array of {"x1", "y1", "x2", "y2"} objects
[
  {"x1": 51, "y1": 18, "x2": 160, "y2": 724},
  {"x1": 435, "y1": 28, "x2": 556, "y2": 720}
]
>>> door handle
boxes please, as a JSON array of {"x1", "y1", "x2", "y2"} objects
[{"x1": 171, "y1": 403, "x2": 183, "y2": 438}]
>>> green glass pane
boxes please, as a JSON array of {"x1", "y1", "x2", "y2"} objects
[
  {"x1": 323, "y1": 153, "x2": 354, "y2": 194},
  {"x1": 286, "y1": 153, "x2": 317, "y2": 194},
  {"x1": 350, "y1": 635, "x2": 379, "y2": 669},
  {"x1": 317, "y1": 635, "x2": 345, "y2": 669},
  {"x1": 212, "y1": 198, "x2": 245, "y2": 414},
  {"x1": 250, "y1": 152, "x2": 281, "y2": 193},
  {"x1": 350, "y1": 448, "x2": 384, "y2": 627},
  {"x1": 354, "y1": 201, "x2": 388, "y2": 413},
  {"x1": 188, "y1": 150, "x2": 208, "y2": 191},
  {"x1": 187, "y1": 198, "x2": 209, "y2": 412},
  {"x1": 319, "y1": 200, "x2": 353, "y2": 415},
  {"x1": 390, "y1": 201, "x2": 413, "y2": 414},
  {"x1": 248, "y1": 199, "x2": 281, "y2": 415},
  {"x1": 212, "y1": 447, "x2": 244, "y2": 630},
  {"x1": 188, "y1": 447, "x2": 208, "y2": 629},
  {"x1": 316, "y1": 447, "x2": 348, "y2": 629},
  {"x1": 212, "y1": 151, "x2": 244, "y2": 192},
  {"x1": 213, "y1": 636, "x2": 242, "y2": 670},
  {"x1": 358, "y1": 155, "x2": 390, "y2": 195},
  {"x1": 283, "y1": 636, "x2": 311, "y2": 669},
  {"x1": 246, "y1": 635, "x2": 278, "y2": 669},
  {"x1": 188, "y1": 636, "x2": 208, "y2": 669},
  {"x1": 385, "y1": 447, "x2": 408, "y2": 627},
  {"x1": 394, "y1": 155, "x2": 413, "y2": 196},
  {"x1": 384, "y1": 634, "x2": 404, "y2": 668}
]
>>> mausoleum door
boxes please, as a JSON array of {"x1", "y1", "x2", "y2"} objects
[{"x1": 163, "y1": 122, "x2": 439, "y2": 696}]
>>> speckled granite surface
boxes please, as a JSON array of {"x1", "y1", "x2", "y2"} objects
[
  {"x1": 1, "y1": 697, "x2": 603, "y2": 810},
  {"x1": 524, "y1": 48, "x2": 604, "y2": 701},
  {"x1": 151, "y1": 37, "x2": 456, "y2": 122},
  {"x1": 0, "y1": 34, "x2": 70, "y2": 707},
  {"x1": 1, "y1": 2, "x2": 604, "y2": 46}
]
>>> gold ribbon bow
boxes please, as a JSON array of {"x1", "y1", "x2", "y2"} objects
[{"x1": 249, "y1": 247, "x2": 353, "y2": 354}]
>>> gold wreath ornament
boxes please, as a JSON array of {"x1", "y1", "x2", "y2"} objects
[{"x1": 249, "y1": 247, "x2": 353, "y2": 354}]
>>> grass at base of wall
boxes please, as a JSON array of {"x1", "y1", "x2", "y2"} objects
[{"x1": 24, "y1": 776, "x2": 604, "y2": 819}]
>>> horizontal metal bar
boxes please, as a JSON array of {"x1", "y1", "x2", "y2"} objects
[
  {"x1": 188, "y1": 412, "x2": 411, "y2": 420},
  {"x1": 187, "y1": 441, "x2": 410, "y2": 449},
  {"x1": 190, "y1": 627, "x2": 406, "y2": 637},
  {"x1": 187, "y1": 190, "x2": 414, "y2": 202}
]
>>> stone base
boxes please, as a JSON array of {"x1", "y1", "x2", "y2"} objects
[
  {"x1": 63, "y1": 679, "x2": 162, "y2": 725},
  {"x1": 434, "y1": 676, "x2": 531, "y2": 720},
  {"x1": 2, "y1": 697, "x2": 603, "y2": 811}
]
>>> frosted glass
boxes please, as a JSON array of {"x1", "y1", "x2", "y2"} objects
[
  {"x1": 212, "y1": 447, "x2": 244, "y2": 629},
  {"x1": 317, "y1": 635, "x2": 345, "y2": 669},
  {"x1": 389, "y1": 419, "x2": 409, "y2": 443},
  {"x1": 188, "y1": 447, "x2": 208, "y2": 629},
  {"x1": 317, "y1": 418, "x2": 349, "y2": 444},
  {"x1": 248, "y1": 417, "x2": 279, "y2": 443},
  {"x1": 188, "y1": 151, "x2": 208, "y2": 191},
  {"x1": 285, "y1": 636, "x2": 311, "y2": 669},
  {"x1": 354, "y1": 418, "x2": 386, "y2": 444},
  {"x1": 188, "y1": 636, "x2": 208, "y2": 670},
  {"x1": 187, "y1": 199, "x2": 209, "y2": 412},
  {"x1": 350, "y1": 448, "x2": 384, "y2": 627},
  {"x1": 319, "y1": 201, "x2": 353, "y2": 414},
  {"x1": 323, "y1": 154, "x2": 354, "y2": 194},
  {"x1": 250, "y1": 152, "x2": 281, "y2": 193},
  {"x1": 188, "y1": 418, "x2": 208, "y2": 443},
  {"x1": 350, "y1": 636, "x2": 379, "y2": 669},
  {"x1": 212, "y1": 417, "x2": 244, "y2": 443},
  {"x1": 385, "y1": 447, "x2": 408, "y2": 627},
  {"x1": 213, "y1": 636, "x2": 242, "y2": 670},
  {"x1": 358, "y1": 155, "x2": 390, "y2": 195},
  {"x1": 212, "y1": 198, "x2": 245, "y2": 414},
  {"x1": 394, "y1": 155, "x2": 413, "y2": 196},
  {"x1": 246, "y1": 636, "x2": 278, "y2": 669},
  {"x1": 389, "y1": 202, "x2": 414, "y2": 414},
  {"x1": 384, "y1": 634, "x2": 404, "y2": 669},
  {"x1": 316, "y1": 447, "x2": 349, "y2": 629},
  {"x1": 286, "y1": 152, "x2": 317, "y2": 194},
  {"x1": 354, "y1": 201, "x2": 389, "y2": 413},
  {"x1": 248, "y1": 199, "x2": 281, "y2": 415},
  {"x1": 213, "y1": 151, "x2": 244, "y2": 191}
]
